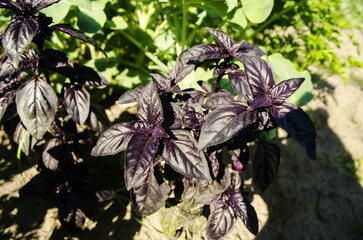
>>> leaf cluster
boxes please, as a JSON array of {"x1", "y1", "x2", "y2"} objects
[{"x1": 92, "y1": 28, "x2": 317, "y2": 239}]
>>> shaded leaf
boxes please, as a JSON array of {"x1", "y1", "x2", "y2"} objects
[
  {"x1": 199, "y1": 103, "x2": 256, "y2": 149},
  {"x1": 2, "y1": 17, "x2": 38, "y2": 67},
  {"x1": 91, "y1": 122, "x2": 136, "y2": 156},
  {"x1": 0, "y1": 56, "x2": 17, "y2": 77},
  {"x1": 270, "y1": 103, "x2": 317, "y2": 160},
  {"x1": 87, "y1": 104, "x2": 110, "y2": 133},
  {"x1": 63, "y1": 84, "x2": 90, "y2": 125},
  {"x1": 204, "y1": 91, "x2": 234, "y2": 110},
  {"x1": 231, "y1": 41, "x2": 266, "y2": 60},
  {"x1": 16, "y1": 77, "x2": 58, "y2": 140},
  {"x1": 253, "y1": 140, "x2": 280, "y2": 192},
  {"x1": 52, "y1": 24, "x2": 106, "y2": 57},
  {"x1": 228, "y1": 70, "x2": 251, "y2": 97},
  {"x1": 132, "y1": 167, "x2": 170, "y2": 216},
  {"x1": 0, "y1": 89, "x2": 16, "y2": 119},
  {"x1": 42, "y1": 138, "x2": 64, "y2": 171},
  {"x1": 13, "y1": 122, "x2": 36, "y2": 156},
  {"x1": 19, "y1": 171, "x2": 57, "y2": 198},
  {"x1": 39, "y1": 48, "x2": 73, "y2": 70},
  {"x1": 125, "y1": 133, "x2": 159, "y2": 190},
  {"x1": 74, "y1": 65, "x2": 109, "y2": 86},
  {"x1": 162, "y1": 129, "x2": 212, "y2": 181}
]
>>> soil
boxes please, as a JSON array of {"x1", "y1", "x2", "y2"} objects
[{"x1": 1, "y1": 30, "x2": 363, "y2": 240}]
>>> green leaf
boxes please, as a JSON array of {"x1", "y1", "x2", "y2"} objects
[
  {"x1": 229, "y1": 7, "x2": 248, "y2": 29},
  {"x1": 226, "y1": 0, "x2": 239, "y2": 12},
  {"x1": 40, "y1": 1, "x2": 71, "y2": 23},
  {"x1": 105, "y1": 16, "x2": 128, "y2": 30},
  {"x1": 241, "y1": 0, "x2": 274, "y2": 24},
  {"x1": 268, "y1": 53, "x2": 313, "y2": 106}
]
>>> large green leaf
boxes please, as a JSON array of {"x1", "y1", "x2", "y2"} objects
[
  {"x1": 41, "y1": 0, "x2": 107, "y2": 33},
  {"x1": 268, "y1": 53, "x2": 313, "y2": 106},
  {"x1": 241, "y1": 0, "x2": 274, "y2": 24}
]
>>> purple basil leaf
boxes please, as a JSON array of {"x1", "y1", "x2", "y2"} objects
[
  {"x1": 199, "y1": 103, "x2": 256, "y2": 149},
  {"x1": 0, "y1": 89, "x2": 16, "y2": 119},
  {"x1": 73, "y1": 65, "x2": 109, "y2": 86},
  {"x1": 32, "y1": 0, "x2": 61, "y2": 11},
  {"x1": 224, "y1": 172, "x2": 259, "y2": 235},
  {"x1": 227, "y1": 70, "x2": 252, "y2": 97},
  {"x1": 253, "y1": 140, "x2": 280, "y2": 192},
  {"x1": 271, "y1": 77, "x2": 305, "y2": 104},
  {"x1": 204, "y1": 91, "x2": 234, "y2": 110},
  {"x1": 162, "y1": 129, "x2": 212, "y2": 181},
  {"x1": 2, "y1": 17, "x2": 38, "y2": 68},
  {"x1": 168, "y1": 49, "x2": 195, "y2": 83},
  {"x1": 0, "y1": 56, "x2": 17, "y2": 77},
  {"x1": 42, "y1": 138, "x2": 64, "y2": 171},
  {"x1": 270, "y1": 103, "x2": 317, "y2": 159},
  {"x1": 16, "y1": 77, "x2": 58, "y2": 140},
  {"x1": 87, "y1": 104, "x2": 110, "y2": 133},
  {"x1": 206, "y1": 28, "x2": 234, "y2": 51},
  {"x1": 151, "y1": 73, "x2": 170, "y2": 91},
  {"x1": 132, "y1": 166, "x2": 170, "y2": 216},
  {"x1": 19, "y1": 171, "x2": 57, "y2": 198},
  {"x1": 77, "y1": 176, "x2": 114, "y2": 202},
  {"x1": 207, "y1": 199, "x2": 236, "y2": 240},
  {"x1": 58, "y1": 208, "x2": 86, "y2": 232},
  {"x1": 52, "y1": 24, "x2": 107, "y2": 57},
  {"x1": 91, "y1": 122, "x2": 136, "y2": 156},
  {"x1": 0, "y1": 0, "x2": 21, "y2": 10},
  {"x1": 162, "y1": 101, "x2": 184, "y2": 129},
  {"x1": 137, "y1": 82, "x2": 163, "y2": 127},
  {"x1": 39, "y1": 48, "x2": 73, "y2": 70},
  {"x1": 13, "y1": 122, "x2": 36, "y2": 156},
  {"x1": 242, "y1": 55, "x2": 275, "y2": 97},
  {"x1": 185, "y1": 44, "x2": 229, "y2": 63},
  {"x1": 231, "y1": 41, "x2": 266, "y2": 61},
  {"x1": 197, "y1": 80, "x2": 213, "y2": 94},
  {"x1": 125, "y1": 133, "x2": 159, "y2": 190},
  {"x1": 118, "y1": 85, "x2": 144, "y2": 104},
  {"x1": 63, "y1": 84, "x2": 90, "y2": 125}
]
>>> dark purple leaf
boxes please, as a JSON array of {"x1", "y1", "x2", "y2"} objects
[
  {"x1": 0, "y1": 89, "x2": 16, "y2": 119},
  {"x1": 118, "y1": 85, "x2": 144, "y2": 104},
  {"x1": 91, "y1": 122, "x2": 136, "y2": 156},
  {"x1": 59, "y1": 208, "x2": 86, "y2": 232},
  {"x1": 2, "y1": 17, "x2": 38, "y2": 67},
  {"x1": 222, "y1": 172, "x2": 259, "y2": 235},
  {"x1": 204, "y1": 91, "x2": 234, "y2": 110},
  {"x1": 19, "y1": 171, "x2": 57, "y2": 198},
  {"x1": 52, "y1": 24, "x2": 107, "y2": 57},
  {"x1": 253, "y1": 140, "x2": 280, "y2": 192},
  {"x1": 125, "y1": 133, "x2": 159, "y2": 190},
  {"x1": 16, "y1": 77, "x2": 58, "y2": 140},
  {"x1": 13, "y1": 122, "x2": 36, "y2": 156},
  {"x1": 197, "y1": 80, "x2": 213, "y2": 94},
  {"x1": 151, "y1": 73, "x2": 170, "y2": 91},
  {"x1": 0, "y1": 56, "x2": 17, "y2": 77},
  {"x1": 32, "y1": 0, "x2": 61, "y2": 11},
  {"x1": 39, "y1": 48, "x2": 73, "y2": 71},
  {"x1": 242, "y1": 55, "x2": 275, "y2": 97},
  {"x1": 73, "y1": 65, "x2": 109, "y2": 86},
  {"x1": 162, "y1": 129, "x2": 212, "y2": 181},
  {"x1": 228, "y1": 70, "x2": 252, "y2": 97},
  {"x1": 0, "y1": 0, "x2": 21, "y2": 11},
  {"x1": 137, "y1": 82, "x2": 163, "y2": 127},
  {"x1": 132, "y1": 167, "x2": 170, "y2": 216},
  {"x1": 271, "y1": 77, "x2": 305, "y2": 104},
  {"x1": 185, "y1": 44, "x2": 229, "y2": 63},
  {"x1": 63, "y1": 84, "x2": 90, "y2": 125},
  {"x1": 207, "y1": 200, "x2": 236, "y2": 240},
  {"x1": 270, "y1": 103, "x2": 317, "y2": 160},
  {"x1": 42, "y1": 138, "x2": 64, "y2": 171},
  {"x1": 77, "y1": 176, "x2": 114, "y2": 202},
  {"x1": 199, "y1": 103, "x2": 256, "y2": 149},
  {"x1": 231, "y1": 41, "x2": 266, "y2": 60},
  {"x1": 206, "y1": 28, "x2": 234, "y2": 51}
]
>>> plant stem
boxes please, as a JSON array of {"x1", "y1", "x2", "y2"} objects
[
  {"x1": 181, "y1": 0, "x2": 188, "y2": 51},
  {"x1": 120, "y1": 31, "x2": 169, "y2": 74}
]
